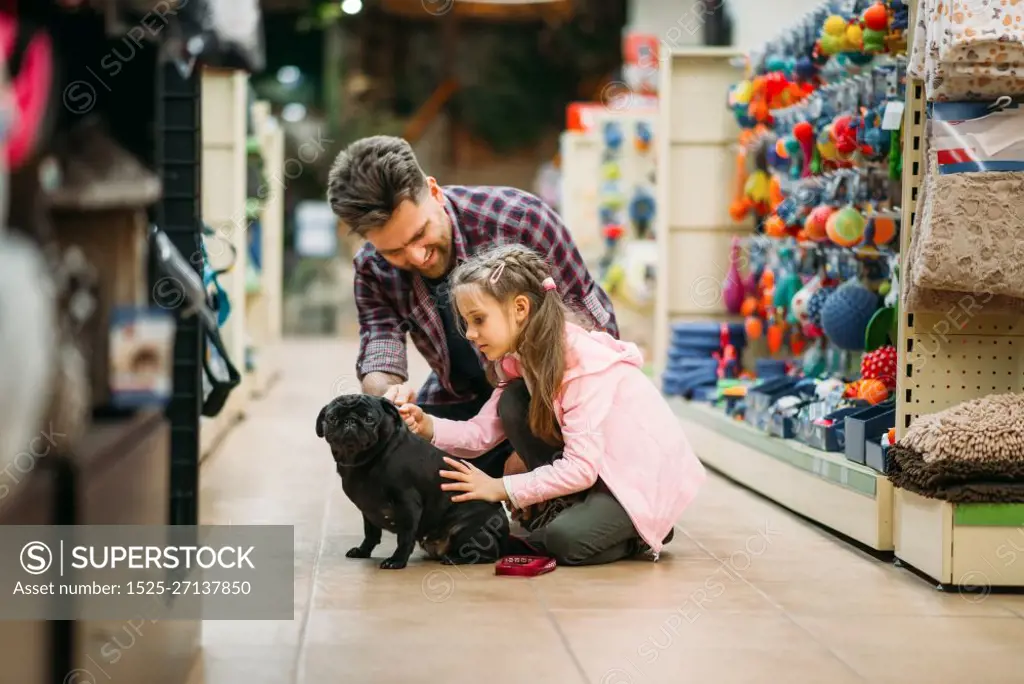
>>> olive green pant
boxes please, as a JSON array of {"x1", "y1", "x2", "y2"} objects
[{"x1": 497, "y1": 379, "x2": 641, "y2": 566}]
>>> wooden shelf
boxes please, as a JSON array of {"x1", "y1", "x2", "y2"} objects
[
  {"x1": 894, "y1": 489, "x2": 1024, "y2": 588},
  {"x1": 671, "y1": 400, "x2": 894, "y2": 552}
]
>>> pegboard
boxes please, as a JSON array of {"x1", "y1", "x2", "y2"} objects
[
  {"x1": 894, "y1": 22, "x2": 1024, "y2": 438},
  {"x1": 891, "y1": 0, "x2": 1024, "y2": 588}
]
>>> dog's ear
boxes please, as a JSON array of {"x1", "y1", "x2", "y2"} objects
[
  {"x1": 315, "y1": 405, "x2": 328, "y2": 438},
  {"x1": 379, "y1": 398, "x2": 403, "y2": 423}
]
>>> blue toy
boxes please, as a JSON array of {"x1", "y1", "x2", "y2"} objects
[
  {"x1": 629, "y1": 187, "x2": 656, "y2": 239},
  {"x1": 603, "y1": 121, "x2": 623, "y2": 151},
  {"x1": 635, "y1": 121, "x2": 653, "y2": 152},
  {"x1": 820, "y1": 280, "x2": 881, "y2": 351}
]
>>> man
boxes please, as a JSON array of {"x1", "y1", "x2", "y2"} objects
[{"x1": 327, "y1": 135, "x2": 618, "y2": 477}]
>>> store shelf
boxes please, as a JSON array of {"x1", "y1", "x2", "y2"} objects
[
  {"x1": 894, "y1": 489, "x2": 1024, "y2": 588},
  {"x1": 891, "y1": 0, "x2": 1024, "y2": 589},
  {"x1": 671, "y1": 400, "x2": 894, "y2": 552},
  {"x1": 653, "y1": 48, "x2": 744, "y2": 378}
]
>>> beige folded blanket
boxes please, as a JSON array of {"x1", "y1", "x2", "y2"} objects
[{"x1": 903, "y1": 152, "x2": 1024, "y2": 315}]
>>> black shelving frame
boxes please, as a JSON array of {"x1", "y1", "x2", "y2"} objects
[{"x1": 152, "y1": 61, "x2": 204, "y2": 528}]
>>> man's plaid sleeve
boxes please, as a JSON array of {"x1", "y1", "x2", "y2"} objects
[{"x1": 353, "y1": 265, "x2": 409, "y2": 381}]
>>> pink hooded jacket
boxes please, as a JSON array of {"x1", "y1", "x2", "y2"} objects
[{"x1": 430, "y1": 323, "x2": 707, "y2": 557}]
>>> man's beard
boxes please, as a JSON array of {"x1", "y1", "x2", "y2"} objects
[{"x1": 416, "y1": 244, "x2": 450, "y2": 279}]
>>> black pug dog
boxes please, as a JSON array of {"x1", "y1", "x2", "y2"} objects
[{"x1": 316, "y1": 393, "x2": 510, "y2": 569}]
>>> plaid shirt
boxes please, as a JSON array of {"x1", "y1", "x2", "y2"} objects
[{"x1": 353, "y1": 185, "x2": 619, "y2": 406}]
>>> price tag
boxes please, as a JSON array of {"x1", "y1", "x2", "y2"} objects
[{"x1": 882, "y1": 101, "x2": 905, "y2": 130}]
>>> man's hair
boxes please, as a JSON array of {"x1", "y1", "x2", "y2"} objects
[{"x1": 326, "y1": 135, "x2": 428, "y2": 236}]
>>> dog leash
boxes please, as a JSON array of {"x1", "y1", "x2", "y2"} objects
[{"x1": 494, "y1": 555, "x2": 556, "y2": 577}]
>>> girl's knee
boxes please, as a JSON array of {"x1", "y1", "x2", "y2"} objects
[{"x1": 542, "y1": 521, "x2": 594, "y2": 566}]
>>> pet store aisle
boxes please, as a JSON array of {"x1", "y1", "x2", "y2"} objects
[{"x1": 187, "y1": 338, "x2": 1024, "y2": 684}]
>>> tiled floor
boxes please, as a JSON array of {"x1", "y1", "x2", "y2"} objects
[{"x1": 188, "y1": 338, "x2": 1024, "y2": 684}]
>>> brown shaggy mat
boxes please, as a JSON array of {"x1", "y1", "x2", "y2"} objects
[{"x1": 887, "y1": 393, "x2": 1024, "y2": 503}]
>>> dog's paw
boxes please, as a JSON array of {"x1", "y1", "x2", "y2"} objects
[
  {"x1": 346, "y1": 546, "x2": 373, "y2": 559},
  {"x1": 379, "y1": 557, "x2": 407, "y2": 570}
]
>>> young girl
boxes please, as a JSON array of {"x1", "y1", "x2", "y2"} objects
[{"x1": 398, "y1": 244, "x2": 706, "y2": 565}]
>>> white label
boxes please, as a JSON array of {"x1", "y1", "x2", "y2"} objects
[{"x1": 882, "y1": 101, "x2": 905, "y2": 130}]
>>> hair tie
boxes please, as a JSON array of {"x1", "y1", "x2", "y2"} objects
[{"x1": 542, "y1": 277, "x2": 556, "y2": 292}]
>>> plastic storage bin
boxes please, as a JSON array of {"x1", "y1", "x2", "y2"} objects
[{"x1": 844, "y1": 404, "x2": 896, "y2": 465}]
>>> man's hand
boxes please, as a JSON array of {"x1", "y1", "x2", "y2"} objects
[
  {"x1": 383, "y1": 383, "x2": 416, "y2": 406},
  {"x1": 398, "y1": 404, "x2": 434, "y2": 442}
]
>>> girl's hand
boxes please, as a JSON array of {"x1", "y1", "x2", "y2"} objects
[
  {"x1": 399, "y1": 404, "x2": 434, "y2": 441},
  {"x1": 440, "y1": 456, "x2": 507, "y2": 503}
]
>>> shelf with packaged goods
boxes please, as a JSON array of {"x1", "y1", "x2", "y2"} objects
[
  {"x1": 891, "y1": 1, "x2": 1024, "y2": 590},
  {"x1": 671, "y1": 399, "x2": 894, "y2": 552}
]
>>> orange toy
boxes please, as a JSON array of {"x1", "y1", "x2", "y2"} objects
[
  {"x1": 869, "y1": 216, "x2": 897, "y2": 245},
  {"x1": 768, "y1": 174, "x2": 784, "y2": 210},
  {"x1": 766, "y1": 321, "x2": 785, "y2": 355},
  {"x1": 729, "y1": 146, "x2": 750, "y2": 221},
  {"x1": 790, "y1": 330, "x2": 808, "y2": 355},
  {"x1": 764, "y1": 214, "x2": 787, "y2": 237},
  {"x1": 804, "y1": 205, "x2": 833, "y2": 242},
  {"x1": 740, "y1": 296, "x2": 759, "y2": 317},
  {"x1": 887, "y1": 427, "x2": 896, "y2": 444},
  {"x1": 745, "y1": 316, "x2": 764, "y2": 339},
  {"x1": 858, "y1": 378, "x2": 889, "y2": 405}
]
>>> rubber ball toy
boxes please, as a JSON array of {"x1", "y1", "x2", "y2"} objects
[
  {"x1": 861, "y1": 345, "x2": 897, "y2": 388},
  {"x1": 793, "y1": 121, "x2": 814, "y2": 144},
  {"x1": 790, "y1": 284, "x2": 815, "y2": 325},
  {"x1": 775, "y1": 138, "x2": 789, "y2": 159},
  {"x1": 765, "y1": 55, "x2": 787, "y2": 73},
  {"x1": 864, "y1": 215, "x2": 896, "y2": 245},
  {"x1": 764, "y1": 214, "x2": 787, "y2": 237},
  {"x1": 820, "y1": 15, "x2": 847, "y2": 55},
  {"x1": 794, "y1": 56, "x2": 817, "y2": 82},
  {"x1": 832, "y1": 115, "x2": 859, "y2": 157},
  {"x1": 820, "y1": 281, "x2": 880, "y2": 351},
  {"x1": 805, "y1": 205, "x2": 833, "y2": 241},
  {"x1": 858, "y1": 378, "x2": 889, "y2": 404},
  {"x1": 806, "y1": 286, "x2": 834, "y2": 328},
  {"x1": 863, "y1": 28, "x2": 887, "y2": 52},
  {"x1": 826, "y1": 206, "x2": 866, "y2": 247},
  {"x1": 862, "y1": 2, "x2": 889, "y2": 31},
  {"x1": 845, "y1": 24, "x2": 864, "y2": 51}
]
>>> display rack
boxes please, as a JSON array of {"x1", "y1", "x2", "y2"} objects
[
  {"x1": 653, "y1": 47, "x2": 744, "y2": 377},
  {"x1": 674, "y1": 400, "x2": 893, "y2": 549},
  {"x1": 892, "y1": 0, "x2": 1024, "y2": 588},
  {"x1": 654, "y1": 35, "x2": 906, "y2": 554},
  {"x1": 199, "y1": 67, "x2": 251, "y2": 460}
]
